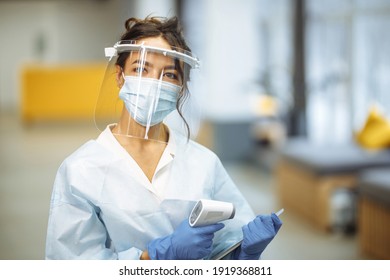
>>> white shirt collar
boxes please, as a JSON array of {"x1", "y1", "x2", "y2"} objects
[
  {"x1": 96, "y1": 124, "x2": 177, "y2": 160},
  {"x1": 96, "y1": 124, "x2": 177, "y2": 194}
]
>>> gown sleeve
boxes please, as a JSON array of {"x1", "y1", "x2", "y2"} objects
[{"x1": 45, "y1": 158, "x2": 143, "y2": 260}]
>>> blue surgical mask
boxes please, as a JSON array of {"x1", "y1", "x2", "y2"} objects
[{"x1": 119, "y1": 76, "x2": 181, "y2": 127}]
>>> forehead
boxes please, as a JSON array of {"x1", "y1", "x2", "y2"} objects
[
  {"x1": 124, "y1": 37, "x2": 176, "y2": 67},
  {"x1": 141, "y1": 36, "x2": 172, "y2": 50},
  {"x1": 126, "y1": 51, "x2": 176, "y2": 66}
]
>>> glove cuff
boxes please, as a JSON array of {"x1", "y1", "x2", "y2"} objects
[
  {"x1": 147, "y1": 235, "x2": 174, "y2": 260},
  {"x1": 237, "y1": 249, "x2": 261, "y2": 260},
  {"x1": 231, "y1": 246, "x2": 261, "y2": 260}
]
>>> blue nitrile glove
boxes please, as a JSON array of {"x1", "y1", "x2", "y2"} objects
[
  {"x1": 235, "y1": 213, "x2": 282, "y2": 260},
  {"x1": 147, "y1": 219, "x2": 225, "y2": 260}
]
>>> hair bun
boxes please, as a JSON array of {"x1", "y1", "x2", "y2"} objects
[{"x1": 125, "y1": 17, "x2": 142, "y2": 31}]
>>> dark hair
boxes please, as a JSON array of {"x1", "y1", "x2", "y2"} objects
[{"x1": 116, "y1": 16, "x2": 193, "y2": 140}]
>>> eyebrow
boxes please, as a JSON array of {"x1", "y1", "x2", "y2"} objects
[
  {"x1": 131, "y1": 59, "x2": 178, "y2": 71},
  {"x1": 132, "y1": 59, "x2": 153, "y2": 67},
  {"x1": 164, "y1": 65, "x2": 179, "y2": 71}
]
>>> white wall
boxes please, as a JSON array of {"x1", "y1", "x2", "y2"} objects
[
  {"x1": 0, "y1": 0, "x2": 124, "y2": 114},
  {"x1": 53, "y1": 0, "x2": 125, "y2": 63},
  {"x1": 133, "y1": 0, "x2": 176, "y2": 18},
  {"x1": 0, "y1": 1, "x2": 56, "y2": 113},
  {"x1": 0, "y1": 0, "x2": 177, "y2": 114}
]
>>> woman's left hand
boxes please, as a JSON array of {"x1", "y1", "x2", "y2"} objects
[{"x1": 236, "y1": 213, "x2": 282, "y2": 260}]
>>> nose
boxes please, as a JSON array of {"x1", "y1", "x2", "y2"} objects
[{"x1": 148, "y1": 69, "x2": 163, "y2": 80}]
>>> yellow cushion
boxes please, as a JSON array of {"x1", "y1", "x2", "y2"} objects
[{"x1": 355, "y1": 107, "x2": 390, "y2": 149}]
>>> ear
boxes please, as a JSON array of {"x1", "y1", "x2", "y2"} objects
[{"x1": 115, "y1": 65, "x2": 124, "y2": 88}]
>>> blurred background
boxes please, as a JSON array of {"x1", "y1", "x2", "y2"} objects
[{"x1": 1, "y1": 0, "x2": 390, "y2": 260}]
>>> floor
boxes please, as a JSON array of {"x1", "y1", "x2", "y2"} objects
[{"x1": 0, "y1": 113, "x2": 370, "y2": 260}]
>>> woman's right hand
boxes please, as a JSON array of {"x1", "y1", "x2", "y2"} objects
[{"x1": 147, "y1": 219, "x2": 224, "y2": 260}]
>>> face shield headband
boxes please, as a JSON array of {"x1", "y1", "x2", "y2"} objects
[{"x1": 105, "y1": 41, "x2": 200, "y2": 69}]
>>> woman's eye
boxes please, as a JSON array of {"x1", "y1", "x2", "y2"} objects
[
  {"x1": 164, "y1": 72, "x2": 178, "y2": 80},
  {"x1": 133, "y1": 67, "x2": 146, "y2": 74}
]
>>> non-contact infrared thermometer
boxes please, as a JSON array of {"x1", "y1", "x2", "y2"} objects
[{"x1": 189, "y1": 199, "x2": 236, "y2": 227}]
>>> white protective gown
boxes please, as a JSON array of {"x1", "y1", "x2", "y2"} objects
[{"x1": 45, "y1": 125, "x2": 255, "y2": 259}]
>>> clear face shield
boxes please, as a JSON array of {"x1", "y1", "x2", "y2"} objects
[{"x1": 95, "y1": 40, "x2": 200, "y2": 144}]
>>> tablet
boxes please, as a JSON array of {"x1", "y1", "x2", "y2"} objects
[{"x1": 211, "y1": 240, "x2": 242, "y2": 260}]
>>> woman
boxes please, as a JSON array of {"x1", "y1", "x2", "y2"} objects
[{"x1": 45, "y1": 16, "x2": 282, "y2": 260}]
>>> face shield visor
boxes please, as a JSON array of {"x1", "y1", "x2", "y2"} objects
[{"x1": 95, "y1": 40, "x2": 200, "y2": 143}]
